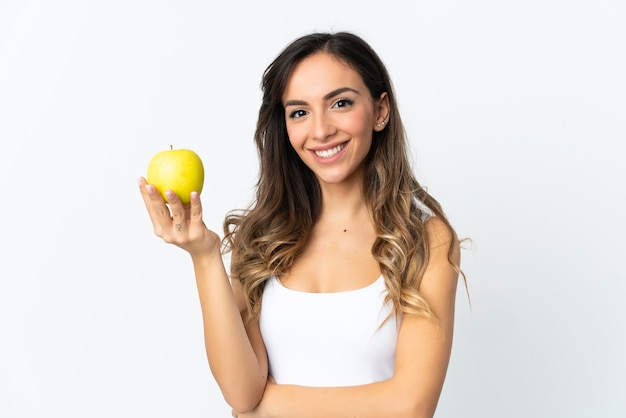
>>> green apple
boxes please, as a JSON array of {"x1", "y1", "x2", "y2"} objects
[{"x1": 147, "y1": 146, "x2": 204, "y2": 205}]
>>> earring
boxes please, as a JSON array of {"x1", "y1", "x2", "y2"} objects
[{"x1": 377, "y1": 120, "x2": 387, "y2": 127}]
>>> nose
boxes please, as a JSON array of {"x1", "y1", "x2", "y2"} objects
[{"x1": 310, "y1": 111, "x2": 337, "y2": 142}]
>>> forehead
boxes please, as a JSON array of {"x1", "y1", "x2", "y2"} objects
[{"x1": 283, "y1": 52, "x2": 367, "y2": 100}]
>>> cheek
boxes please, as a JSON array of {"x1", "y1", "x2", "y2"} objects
[
  {"x1": 343, "y1": 109, "x2": 373, "y2": 136},
  {"x1": 286, "y1": 124, "x2": 306, "y2": 149}
]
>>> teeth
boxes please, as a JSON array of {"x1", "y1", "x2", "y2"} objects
[{"x1": 315, "y1": 143, "x2": 345, "y2": 158}]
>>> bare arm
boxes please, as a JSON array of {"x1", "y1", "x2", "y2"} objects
[
  {"x1": 138, "y1": 178, "x2": 268, "y2": 412},
  {"x1": 193, "y1": 246, "x2": 268, "y2": 413},
  {"x1": 239, "y1": 217, "x2": 459, "y2": 418}
]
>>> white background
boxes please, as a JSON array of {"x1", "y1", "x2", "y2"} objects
[{"x1": 1, "y1": 1, "x2": 624, "y2": 417}]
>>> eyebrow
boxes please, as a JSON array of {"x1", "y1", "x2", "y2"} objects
[{"x1": 283, "y1": 87, "x2": 360, "y2": 107}]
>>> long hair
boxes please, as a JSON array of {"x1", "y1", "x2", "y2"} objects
[{"x1": 224, "y1": 31, "x2": 462, "y2": 322}]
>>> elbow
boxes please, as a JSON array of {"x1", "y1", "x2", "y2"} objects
[
  {"x1": 227, "y1": 397, "x2": 260, "y2": 415},
  {"x1": 224, "y1": 384, "x2": 265, "y2": 415}
]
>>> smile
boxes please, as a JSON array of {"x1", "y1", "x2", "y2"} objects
[{"x1": 314, "y1": 142, "x2": 347, "y2": 159}]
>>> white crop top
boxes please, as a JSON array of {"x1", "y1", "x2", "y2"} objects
[{"x1": 259, "y1": 275, "x2": 400, "y2": 387}]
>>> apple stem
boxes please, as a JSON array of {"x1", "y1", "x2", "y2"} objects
[{"x1": 170, "y1": 145, "x2": 173, "y2": 150}]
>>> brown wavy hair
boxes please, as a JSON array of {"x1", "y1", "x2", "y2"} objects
[{"x1": 223, "y1": 31, "x2": 463, "y2": 323}]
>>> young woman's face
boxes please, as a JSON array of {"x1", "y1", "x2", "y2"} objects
[{"x1": 282, "y1": 52, "x2": 387, "y2": 187}]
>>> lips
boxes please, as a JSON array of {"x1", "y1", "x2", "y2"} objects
[{"x1": 313, "y1": 142, "x2": 347, "y2": 159}]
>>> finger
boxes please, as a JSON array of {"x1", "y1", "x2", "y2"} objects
[
  {"x1": 137, "y1": 176, "x2": 152, "y2": 206},
  {"x1": 138, "y1": 177, "x2": 172, "y2": 236},
  {"x1": 165, "y1": 190, "x2": 187, "y2": 234},
  {"x1": 188, "y1": 191, "x2": 203, "y2": 227}
]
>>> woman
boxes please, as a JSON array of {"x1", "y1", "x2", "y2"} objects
[{"x1": 139, "y1": 31, "x2": 463, "y2": 417}]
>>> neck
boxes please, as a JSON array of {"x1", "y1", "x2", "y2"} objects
[{"x1": 317, "y1": 181, "x2": 370, "y2": 231}]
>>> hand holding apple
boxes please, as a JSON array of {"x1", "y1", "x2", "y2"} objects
[{"x1": 146, "y1": 146, "x2": 204, "y2": 205}]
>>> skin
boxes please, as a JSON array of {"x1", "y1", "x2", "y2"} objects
[
  {"x1": 280, "y1": 52, "x2": 388, "y2": 292},
  {"x1": 138, "y1": 183, "x2": 268, "y2": 412},
  {"x1": 283, "y1": 52, "x2": 380, "y2": 191},
  {"x1": 139, "y1": 51, "x2": 459, "y2": 418}
]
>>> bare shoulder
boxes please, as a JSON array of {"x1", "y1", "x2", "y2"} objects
[
  {"x1": 424, "y1": 216, "x2": 456, "y2": 249},
  {"x1": 424, "y1": 216, "x2": 460, "y2": 268},
  {"x1": 420, "y1": 217, "x2": 460, "y2": 318}
]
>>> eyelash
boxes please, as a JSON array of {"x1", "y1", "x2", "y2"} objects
[
  {"x1": 287, "y1": 98, "x2": 355, "y2": 119},
  {"x1": 289, "y1": 109, "x2": 307, "y2": 119},
  {"x1": 334, "y1": 98, "x2": 354, "y2": 108}
]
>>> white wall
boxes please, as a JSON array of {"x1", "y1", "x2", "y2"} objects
[{"x1": 1, "y1": 1, "x2": 624, "y2": 417}]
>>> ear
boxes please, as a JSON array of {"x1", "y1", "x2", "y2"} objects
[{"x1": 374, "y1": 92, "x2": 390, "y2": 131}]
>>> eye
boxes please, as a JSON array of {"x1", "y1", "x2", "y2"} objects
[
  {"x1": 288, "y1": 109, "x2": 308, "y2": 119},
  {"x1": 333, "y1": 98, "x2": 354, "y2": 109}
]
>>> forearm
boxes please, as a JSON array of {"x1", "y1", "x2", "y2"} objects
[
  {"x1": 192, "y1": 251, "x2": 266, "y2": 412},
  {"x1": 262, "y1": 379, "x2": 435, "y2": 418},
  {"x1": 256, "y1": 315, "x2": 452, "y2": 418}
]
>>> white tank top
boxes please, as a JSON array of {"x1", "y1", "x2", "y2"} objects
[{"x1": 259, "y1": 275, "x2": 400, "y2": 387}]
